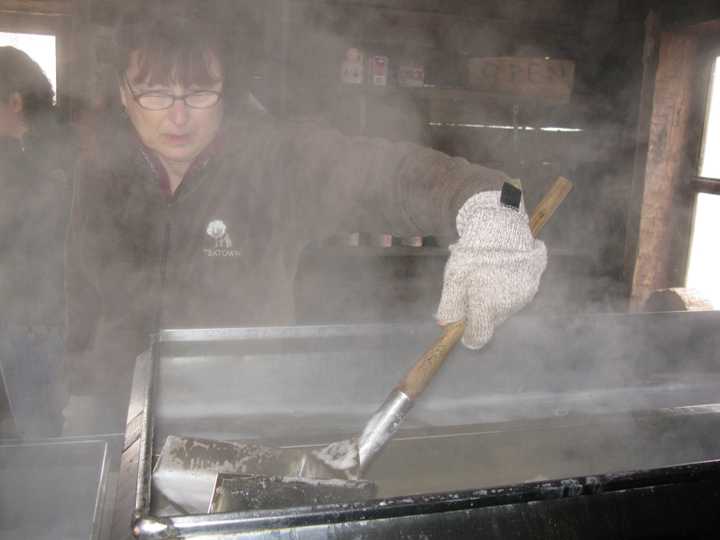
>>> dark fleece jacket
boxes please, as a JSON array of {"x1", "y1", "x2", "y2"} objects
[
  {"x1": 0, "y1": 132, "x2": 72, "y2": 327},
  {"x1": 65, "y1": 111, "x2": 506, "y2": 394}
]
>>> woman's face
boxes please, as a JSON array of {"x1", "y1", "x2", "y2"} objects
[
  {"x1": 119, "y1": 50, "x2": 224, "y2": 169},
  {"x1": 0, "y1": 92, "x2": 25, "y2": 139}
]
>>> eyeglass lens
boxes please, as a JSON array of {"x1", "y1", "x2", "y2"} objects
[{"x1": 138, "y1": 92, "x2": 220, "y2": 110}]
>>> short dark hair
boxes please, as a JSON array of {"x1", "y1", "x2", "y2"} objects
[
  {"x1": 0, "y1": 46, "x2": 54, "y2": 128},
  {"x1": 114, "y1": 4, "x2": 229, "y2": 88}
]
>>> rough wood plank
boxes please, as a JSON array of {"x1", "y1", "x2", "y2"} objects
[
  {"x1": 0, "y1": 0, "x2": 73, "y2": 15},
  {"x1": 624, "y1": 11, "x2": 660, "y2": 302},
  {"x1": 628, "y1": 29, "x2": 698, "y2": 310}
]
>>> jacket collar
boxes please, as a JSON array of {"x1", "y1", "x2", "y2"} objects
[{"x1": 136, "y1": 128, "x2": 224, "y2": 201}]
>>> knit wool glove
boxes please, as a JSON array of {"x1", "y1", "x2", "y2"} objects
[{"x1": 436, "y1": 191, "x2": 547, "y2": 349}]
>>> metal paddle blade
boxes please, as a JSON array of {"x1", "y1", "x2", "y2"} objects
[
  {"x1": 210, "y1": 473, "x2": 377, "y2": 512},
  {"x1": 153, "y1": 435, "x2": 357, "y2": 513}
]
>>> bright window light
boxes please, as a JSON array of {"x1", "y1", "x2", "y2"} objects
[
  {"x1": 686, "y1": 56, "x2": 720, "y2": 309},
  {"x1": 0, "y1": 31, "x2": 57, "y2": 97},
  {"x1": 686, "y1": 193, "x2": 720, "y2": 309}
]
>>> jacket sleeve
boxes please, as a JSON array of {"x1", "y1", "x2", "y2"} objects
[
  {"x1": 64, "y1": 159, "x2": 102, "y2": 358},
  {"x1": 64, "y1": 156, "x2": 153, "y2": 395},
  {"x1": 279, "y1": 120, "x2": 508, "y2": 238}
]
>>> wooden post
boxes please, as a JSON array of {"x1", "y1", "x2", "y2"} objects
[
  {"x1": 624, "y1": 11, "x2": 660, "y2": 303},
  {"x1": 626, "y1": 26, "x2": 698, "y2": 311}
]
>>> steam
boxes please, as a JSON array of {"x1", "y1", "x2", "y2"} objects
[{"x1": 1, "y1": 4, "x2": 718, "y2": 537}]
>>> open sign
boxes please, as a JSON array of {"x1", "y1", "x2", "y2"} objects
[{"x1": 468, "y1": 57, "x2": 575, "y2": 102}]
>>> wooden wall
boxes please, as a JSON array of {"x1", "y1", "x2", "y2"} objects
[
  {"x1": 2, "y1": 0, "x2": 716, "y2": 314},
  {"x1": 270, "y1": 0, "x2": 647, "y2": 312}
]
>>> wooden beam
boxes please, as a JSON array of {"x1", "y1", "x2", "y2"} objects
[
  {"x1": 624, "y1": 11, "x2": 660, "y2": 301},
  {"x1": 686, "y1": 18, "x2": 720, "y2": 35},
  {"x1": 690, "y1": 176, "x2": 720, "y2": 195},
  {"x1": 0, "y1": 0, "x2": 73, "y2": 16},
  {"x1": 627, "y1": 29, "x2": 698, "y2": 310}
]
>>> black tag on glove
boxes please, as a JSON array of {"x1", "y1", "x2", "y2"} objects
[{"x1": 500, "y1": 182, "x2": 522, "y2": 211}]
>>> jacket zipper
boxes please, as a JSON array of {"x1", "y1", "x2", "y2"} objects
[{"x1": 154, "y1": 220, "x2": 171, "y2": 333}]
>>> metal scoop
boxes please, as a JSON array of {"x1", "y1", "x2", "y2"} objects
[
  {"x1": 153, "y1": 435, "x2": 362, "y2": 513},
  {"x1": 312, "y1": 176, "x2": 574, "y2": 478},
  {"x1": 154, "y1": 177, "x2": 573, "y2": 513}
]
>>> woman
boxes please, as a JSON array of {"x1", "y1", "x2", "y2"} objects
[{"x1": 0, "y1": 46, "x2": 74, "y2": 436}]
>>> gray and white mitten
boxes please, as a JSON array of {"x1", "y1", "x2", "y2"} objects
[{"x1": 435, "y1": 190, "x2": 547, "y2": 349}]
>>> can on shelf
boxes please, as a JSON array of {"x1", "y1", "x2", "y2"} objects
[
  {"x1": 341, "y1": 47, "x2": 365, "y2": 85},
  {"x1": 398, "y1": 63, "x2": 425, "y2": 87},
  {"x1": 368, "y1": 55, "x2": 389, "y2": 86}
]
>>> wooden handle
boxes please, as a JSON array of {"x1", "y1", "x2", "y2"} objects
[
  {"x1": 398, "y1": 320, "x2": 466, "y2": 398},
  {"x1": 529, "y1": 176, "x2": 573, "y2": 236},
  {"x1": 397, "y1": 176, "x2": 573, "y2": 399}
]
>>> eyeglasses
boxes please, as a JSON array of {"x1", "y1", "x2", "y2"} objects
[{"x1": 122, "y1": 73, "x2": 222, "y2": 111}]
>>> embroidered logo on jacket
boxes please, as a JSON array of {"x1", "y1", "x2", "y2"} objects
[{"x1": 204, "y1": 220, "x2": 242, "y2": 257}]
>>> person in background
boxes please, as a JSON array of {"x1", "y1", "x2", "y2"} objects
[
  {"x1": 0, "y1": 46, "x2": 73, "y2": 437},
  {"x1": 64, "y1": 4, "x2": 547, "y2": 432}
]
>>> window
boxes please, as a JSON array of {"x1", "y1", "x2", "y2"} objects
[
  {"x1": 0, "y1": 31, "x2": 57, "y2": 96},
  {"x1": 686, "y1": 193, "x2": 720, "y2": 307},
  {"x1": 699, "y1": 56, "x2": 720, "y2": 179},
  {"x1": 686, "y1": 55, "x2": 720, "y2": 308}
]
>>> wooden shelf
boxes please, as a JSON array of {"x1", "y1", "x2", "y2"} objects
[
  {"x1": 690, "y1": 176, "x2": 720, "y2": 194},
  {"x1": 412, "y1": 86, "x2": 570, "y2": 106},
  {"x1": 0, "y1": 0, "x2": 73, "y2": 16},
  {"x1": 336, "y1": 84, "x2": 570, "y2": 106}
]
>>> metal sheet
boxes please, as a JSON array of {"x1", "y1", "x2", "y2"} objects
[
  {"x1": 0, "y1": 438, "x2": 110, "y2": 540},
  {"x1": 152, "y1": 312, "x2": 720, "y2": 443},
  {"x1": 139, "y1": 460, "x2": 720, "y2": 539},
  {"x1": 119, "y1": 312, "x2": 720, "y2": 538},
  {"x1": 0, "y1": 324, "x2": 65, "y2": 438}
]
